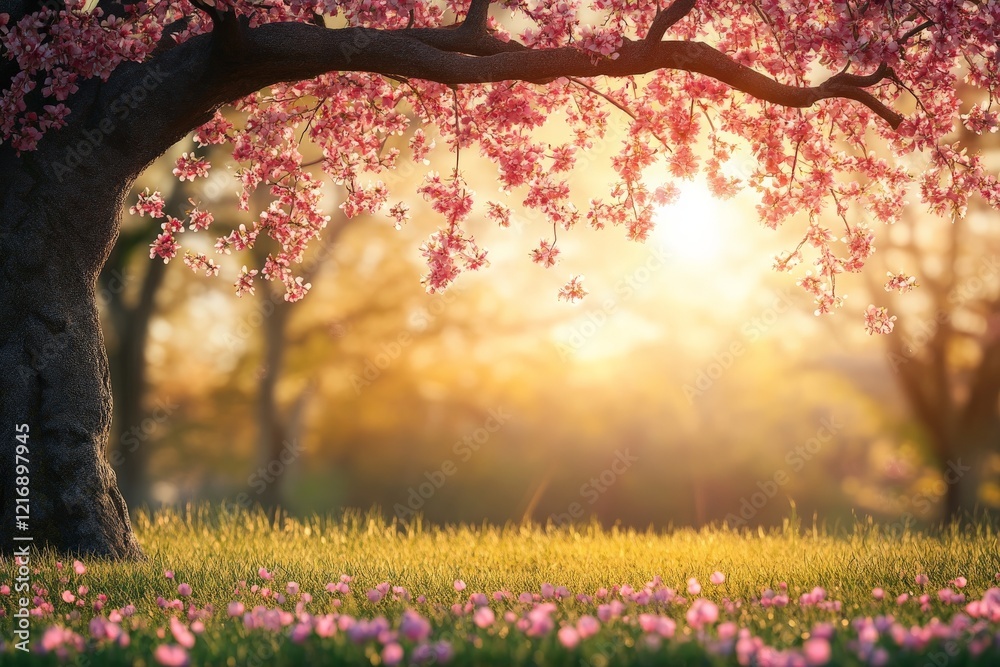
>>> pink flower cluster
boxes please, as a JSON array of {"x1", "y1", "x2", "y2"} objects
[
  {"x1": 6, "y1": 563, "x2": 1000, "y2": 666},
  {"x1": 5, "y1": 0, "x2": 1000, "y2": 323}
]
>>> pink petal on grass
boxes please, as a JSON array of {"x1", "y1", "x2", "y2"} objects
[
  {"x1": 154, "y1": 644, "x2": 189, "y2": 667},
  {"x1": 473, "y1": 607, "x2": 495, "y2": 629},
  {"x1": 454, "y1": 580, "x2": 467, "y2": 592},
  {"x1": 558, "y1": 626, "x2": 580, "y2": 649},
  {"x1": 686, "y1": 599, "x2": 719, "y2": 629},
  {"x1": 382, "y1": 642, "x2": 404, "y2": 666},
  {"x1": 169, "y1": 617, "x2": 195, "y2": 649},
  {"x1": 577, "y1": 615, "x2": 601, "y2": 639},
  {"x1": 710, "y1": 571, "x2": 726, "y2": 585},
  {"x1": 804, "y1": 637, "x2": 831, "y2": 665}
]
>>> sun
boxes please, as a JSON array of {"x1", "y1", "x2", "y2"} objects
[{"x1": 653, "y1": 182, "x2": 726, "y2": 263}]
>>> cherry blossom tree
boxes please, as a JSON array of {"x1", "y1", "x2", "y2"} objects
[{"x1": 2, "y1": 0, "x2": 1000, "y2": 557}]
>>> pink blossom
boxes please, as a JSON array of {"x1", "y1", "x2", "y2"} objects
[
  {"x1": 382, "y1": 642, "x2": 404, "y2": 666},
  {"x1": 710, "y1": 572, "x2": 726, "y2": 585},
  {"x1": 803, "y1": 637, "x2": 832, "y2": 665},
  {"x1": 473, "y1": 607, "x2": 495, "y2": 628},
  {"x1": 172, "y1": 153, "x2": 210, "y2": 182},
  {"x1": 169, "y1": 617, "x2": 195, "y2": 649},
  {"x1": 577, "y1": 615, "x2": 600, "y2": 638},
  {"x1": 399, "y1": 611, "x2": 431, "y2": 642},
  {"x1": 558, "y1": 625, "x2": 580, "y2": 649},
  {"x1": 864, "y1": 305, "x2": 896, "y2": 335},
  {"x1": 558, "y1": 275, "x2": 588, "y2": 303},
  {"x1": 154, "y1": 644, "x2": 189, "y2": 666},
  {"x1": 686, "y1": 599, "x2": 719, "y2": 629}
]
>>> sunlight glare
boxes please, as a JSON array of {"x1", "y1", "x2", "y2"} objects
[{"x1": 653, "y1": 183, "x2": 725, "y2": 263}]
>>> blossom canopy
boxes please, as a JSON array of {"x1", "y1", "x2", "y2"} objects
[{"x1": 3, "y1": 0, "x2": 999, "y2": 327}]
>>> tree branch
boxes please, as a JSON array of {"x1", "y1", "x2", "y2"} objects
[
  {"x1": 223, "y1": 24, "x2": 904, "y2": 127},
  {"x1": 461, "y1": 0, "x2": 492, "y2": 34},
  {"x1": 646, "y1": 0, "x2": 698, "y2": 43},
  {"x1": 190, "y1": 0, "x2": 245, "y2": 55},
  {"x1": 93, "y1": 18, "x2": 905, "y2": 182}
]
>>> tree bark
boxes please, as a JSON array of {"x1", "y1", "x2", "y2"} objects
[{"x1": 0, "y1": 147, "x2": 142, "y2": 558}]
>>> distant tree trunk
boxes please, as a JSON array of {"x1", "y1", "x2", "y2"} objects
[
  {"x1": 250, "y1": 218, "x2": 342, "y2": 511},
  {"x1": 254, "y1": 284, "x2": 292, "y2": 512},
  {"x1": 941, "y1": 420, "x2": 1000, "y2": 520},
  {"x1": 103, "y1": 253, "x2": 169, "y2": 510}
]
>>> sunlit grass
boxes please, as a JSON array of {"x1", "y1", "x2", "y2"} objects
[{"x1": 2, "y1": 506, "x2": 999, "y2": 665}]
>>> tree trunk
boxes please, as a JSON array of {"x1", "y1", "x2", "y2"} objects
[
  {"x1": 106, "y1": 258, "x2": 169, "y2": 510},
  {"x1": 255, "y1": 287, "x2": 291, "y2": 512},
  {"x1": 940, "y1": 427, "x2": 996, "y2": 522},
  {"x1": 941, "y1": 457, "x2": 981, "y2": 522},
  {"x1": 0, "y1": 149, "x2": 142, "y2": 558}
]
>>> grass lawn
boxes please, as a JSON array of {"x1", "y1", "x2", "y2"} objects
[{"x1": 2, "y1": 507, "x2": 1000, "y2": 665}]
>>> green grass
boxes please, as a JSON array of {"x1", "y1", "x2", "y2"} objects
[{"x1": 2, "y1": 507, "x2": 1000, "y2": 665}]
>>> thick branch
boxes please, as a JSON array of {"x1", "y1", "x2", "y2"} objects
[
  {"x1": 461, "y1": 0, "x2": 492, "y2": 34},
  {"x1": 220, "y1": 24, "x2": 903, "y2": 126},
  {"x1": 89, "y1": 18, "x2": 905, "y2": 182},
  {"x1": 646, "y1": 0, "x2": 698, "y2": 43}
]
